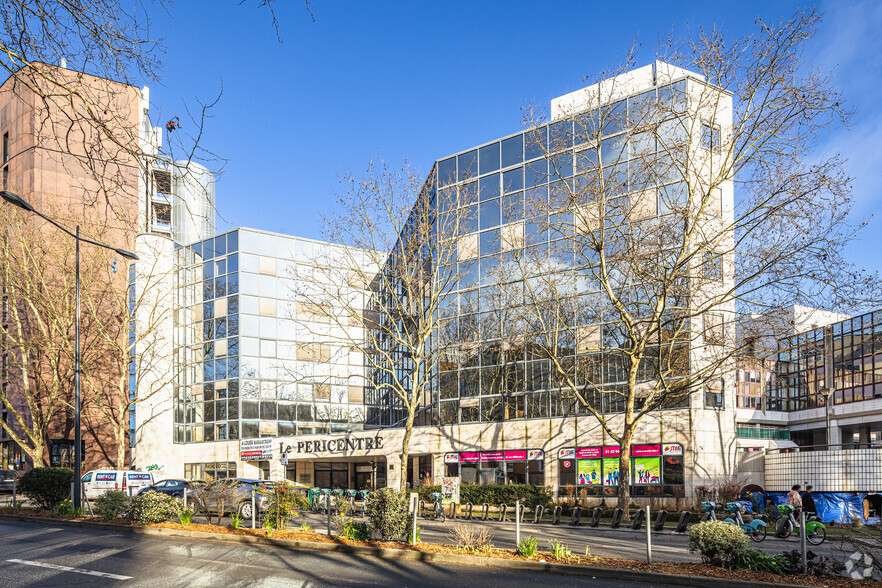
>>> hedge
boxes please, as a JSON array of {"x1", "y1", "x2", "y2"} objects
[{"x1": 417, "y1": 484, "x2": 552, "y2": 508}]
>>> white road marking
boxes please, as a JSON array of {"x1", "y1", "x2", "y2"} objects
[{"x1": 6, "y1": 559, "x2": 132, "y2": 580}]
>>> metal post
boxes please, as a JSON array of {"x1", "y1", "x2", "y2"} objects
[
  {"x1": 799, "y1": 510, "x2": 807, "y2": 573},
  {"x1": 326, "y1": 492, "x2": 331, "y2": 536},
  {"x1": 73, "y1": 226, "x2": 81, "y2": 511},
  {"x1": 183, "y1": 488, "x2": 187, "y2": 511},
  {"x1": 252, "y1": 489, "x2": 257, "y2": 529},
  {"x1": 646, "y1": 506, "x2": 652, "y2": 564},
  {"x1": 515, "y1": 500, "x2": 521, "y2": 548},
  {"x1": 12, "y1": 478, "x2": 16, "y2": 507},
  {"x1": 410, "y1": 493, "x2": 418, "y2": 544}
]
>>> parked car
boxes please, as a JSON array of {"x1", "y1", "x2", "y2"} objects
[
  {"x1": 81, "y1": 470, "x2": 154, "y2": 500},
  {"x1": 189, "y1": 478, "x2": 274, "y2": 518},
  {"x1": 0, "y1": 469, "x2": 20, "y2": 493},
  {"x1": 136, "y1": 479, "x2": 202, "y2": 501}
]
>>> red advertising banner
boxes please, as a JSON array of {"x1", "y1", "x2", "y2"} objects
[
  {"x1": 459, "y1": 452, "x2": 480, "y2": 462},
  {"x1": 630, "y1": 444, "x2": 662, "y2": 457},
  {"x1": 503, "y1": 450, "x2": 527, "y2": 461},
  {"x1": 602, "y1": 446, "x2": 621, "y2": 458},
  {"x1": 576, "y1": 447, "x2": 602, "y2": 459}
]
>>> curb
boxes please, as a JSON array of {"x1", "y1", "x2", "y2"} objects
[{"x1": 0, "y1": 513, "x2": 810, "y2": 588}]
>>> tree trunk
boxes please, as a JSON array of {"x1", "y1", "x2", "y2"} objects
[
  {"x1": 398, "y1": 417, "x2": 414, "y2": 493},
  {"x1": 616, "y1": 427, "x2": 633, "y2": 517},
  {"x1": 26, "y1": 443, "x2": 44, "y2": 468}
]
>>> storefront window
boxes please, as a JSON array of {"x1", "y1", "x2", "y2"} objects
[
  {"x1": 446, "y1": 450, "x2": 544, "y2": 486},
  {"x1": 314, "y1": 462, "x2": 349, "y2": 489},
  {"x1": 558, "y1": 444, "x2": 683, "y2": 492}
]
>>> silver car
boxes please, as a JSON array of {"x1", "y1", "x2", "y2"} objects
[{"x1": 189, "y1": 478, "x2": 273, "y2": 518}]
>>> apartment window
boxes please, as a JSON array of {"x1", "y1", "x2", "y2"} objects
[
  {"x1": 701, "y1": 251, "x2": 722, "y2": 281},
  {"x1": 705, "y1": 378, "x2": 724, "y2": 410},
  {"x1": 704, "y1": 313, "x2": 724, "y2": 345},
  {"x1": 2, "y1": 132, "x2": 7, "y2": 189},
  {"x1": 152, "y1": 169, "x2": 172, "y2": 195},
  {"x1": 701, "y1": 123, "x2": 721, "y2": 151}
]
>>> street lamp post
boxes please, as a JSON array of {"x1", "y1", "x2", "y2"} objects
[{"x1": 1, "y1": 190, "x2": 138, "y2": 510}]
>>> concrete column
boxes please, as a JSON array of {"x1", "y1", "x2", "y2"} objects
[
  {"x1": 828, "y1": 423, "x2": 841, "y2": 447},
  {"x1": 386, "y1": 460, "x2": 400, "y2": 491}
]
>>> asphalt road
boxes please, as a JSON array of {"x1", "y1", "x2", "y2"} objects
[{"x1": 0, "y1": 519, "x2": 684, "y2": 588}]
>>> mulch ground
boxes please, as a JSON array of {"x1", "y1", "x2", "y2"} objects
[{"x1": 0, "y1": 508, "x2": 877, "y2": 587}]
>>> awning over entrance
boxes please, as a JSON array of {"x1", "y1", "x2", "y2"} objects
[{"x1": 736, "y1": 438, "x2": 798, "y2": 450}]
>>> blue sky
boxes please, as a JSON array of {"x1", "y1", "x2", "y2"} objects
[{"x1": 147, "y1": 1, "x2": 882, "y2": 271}]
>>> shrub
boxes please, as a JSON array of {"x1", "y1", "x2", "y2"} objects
[
  {"x1": 688, "y1": 521, "x2": 749, "y2": 568},
  {"x1": 448, "y1": 523, "x2": 493, "y2": 553},
  {"x1": 18, "y1": 467, "x2": 75, "y2": 510},
  {"x1": 518, "y1": 536, "x2": 538, "y2": 557},
  {"x1": 128, "y1": 490, "x2": 178, "y2": 524},
  {"x1": 260, "y1": 482, "x2": 304, "y2": 530},
  {"x1": 418, "y1": 484, "x2": 552, "y2": 509},
  {"x1": 343, "y1": 521, "x2": 372, "y2": 541},
  {"x1": 55, "y1": 498, "x2": 74, "y2": 516},
  {"x1": 406, "y1": 523, "x2": 421, "y2": 544},
  {"x1": 94, "y1": 490, "x2": 130, "y2": 520},
  {"x1": 365, "y1": 487, "x2": 409, "y2": 541}
]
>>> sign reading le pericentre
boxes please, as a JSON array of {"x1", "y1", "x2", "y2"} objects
[{"x1": 278, "y1": 435, "x2": 384, "y2": 455}]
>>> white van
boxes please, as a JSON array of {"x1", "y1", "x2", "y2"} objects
[{"x1": 81, "y1": 470, "x2": 154, "y2": 500}]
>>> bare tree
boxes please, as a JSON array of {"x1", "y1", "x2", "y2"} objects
[
  {"x1": 79, "y1": 236, "x2": 177, "y2": 469},
  {"x1": 0, "y1": 203, "x2": 79, "y2": 467},
  {"x1": 494, "y1": 9, "x2": 864, "y2": 510},
  {"x1": 294, "y1": 160, "x2": 462, "y2": 493}
]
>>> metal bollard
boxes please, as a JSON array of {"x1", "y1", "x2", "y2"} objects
[
  {"x1": 570, "y1": 505, "x2": 583, "y2": 526},
  {"x1": 418, "y1": 500, "x2": 425, "y2": 518},
  {"x1": 591, "y1": 507, "x2": 603, "y2": 527},
  {"x1": 325, "y1": 493, "x2": 331, "y2": 536},
  {"x1": 631, "y1": 508, "x2": 645, "y2": 530},
  {"x1": 70, "y1": 482, "x2": 74, "y2": 502},
  {"x1": 552, "y1": 505, "x2": 562, "y2": 525},
  {"x1": 515, "y1": 500, "x2": 521, "y2": 548},
  {"x1": 654, "y1": 510, "x2": 668, "y2": 532},
  {"x1": 481, "y1": 503, "x2": 490, "y2": 521},
  {"x1": 12, "y1": 480, "x2": 16, "y2": 507},
  {"x1": 465, "y1": 502, "x2": 474, "y2": 520},
  {"x1": 498, "y1": 503, "x2": 508, "y2": 522},
  {"x1": 611, "y1": 507, "x2": 624, "y2": 528},
  {"x1": 253, "y1": 490, "x2": 257, "y2": 530},
  {"x1": 533, "y1": 504, "x2": 544, "y2": 524},
  {"x1": 675, "y1": 511, "x2": 690, "y2": 533}
]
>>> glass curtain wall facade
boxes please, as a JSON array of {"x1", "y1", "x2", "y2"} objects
[
  {"x1": 401, "y1": 78, "x2": 696, "y2": 427},
  {"x1": 173, "y1": 229, "x2": 365, "y2": 443},
  {"x1": 772, "y1": 310, "x2": 882, "y2": 411}
]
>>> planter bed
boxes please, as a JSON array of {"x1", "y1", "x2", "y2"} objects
[{"x1": 0, "y1": 507, "x2": 877, "y2": 587}]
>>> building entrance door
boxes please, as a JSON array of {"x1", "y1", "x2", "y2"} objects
[{"x1": 354, "y1": 463, "x2": 373, "y2": 490}]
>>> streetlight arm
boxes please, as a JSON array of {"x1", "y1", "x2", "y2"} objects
[{"x1": 1, "y1": 190, "x2": 138, "y2": 259}]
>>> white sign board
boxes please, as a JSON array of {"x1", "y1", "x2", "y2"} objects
[{"x1": 240, "y1": 438, "x2": 274, "y2": 460}]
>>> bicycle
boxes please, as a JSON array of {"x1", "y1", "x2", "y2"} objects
[
  {"x1": 722, "y1": 502, "x2": 767, "y2": 542},
  {"x1": 429, "y1": 492, "x2": 445, "y2": 522},
  {"x1": 775, "y1": 504, "x2": 826, "y2": 545}
]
